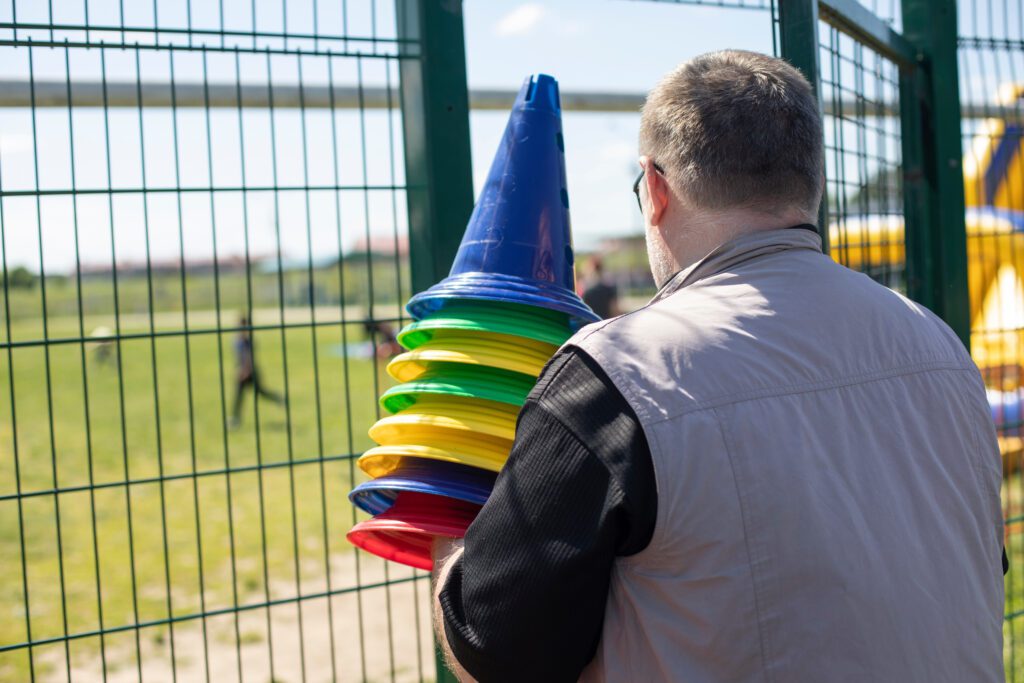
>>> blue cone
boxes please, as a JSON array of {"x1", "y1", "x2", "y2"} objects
[
  {"x1": 349, "y1": 458, "x2": 497, "y2": 516},
  {"x1": 406, "y1": 74, "x2": 599, "y2": 329}
]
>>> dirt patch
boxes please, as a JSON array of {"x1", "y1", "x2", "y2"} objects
[{"x1": 37, "y1": 555, "x2": 437, "y2": 683}]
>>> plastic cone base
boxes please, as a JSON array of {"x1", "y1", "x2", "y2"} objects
[{"x1": 346, "y1": 491, "x2": 481, "y2": 571}]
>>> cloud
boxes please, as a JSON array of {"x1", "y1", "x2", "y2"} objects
[{"x1": 495, "y1": 4, "x2": 546, "y2": 37}]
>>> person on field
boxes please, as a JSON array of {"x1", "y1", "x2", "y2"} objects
[
  {"x1": 230, "y1": 315, "x2": 285, "y2": 427},
  {"x1": 363, "y1": 319, "x2": 403, "y2": 359},
  {"x1": 431, "y1": 50, "x2": 1006, "y2": 682},
  {"x1": 579, "y1": 255, "x2": 620, "y2": 319}
]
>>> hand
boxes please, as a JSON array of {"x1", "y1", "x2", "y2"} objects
[{"x1": 431, "y1": 536, "x2": 474, "y2": 682}]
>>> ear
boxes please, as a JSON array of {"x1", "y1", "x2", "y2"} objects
[{"x1": 642, "y1": 159, "x2": 671, "y2": 226}]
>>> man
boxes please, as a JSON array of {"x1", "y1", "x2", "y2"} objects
[
  {"x1": 580, "y1": 255, "x2": 620, "y2": 319},
  {"x1": 432, "y1": 50, "x2": 1005, "y2": 682},
  {"x1": 230, "y1": 314, "x2": 285, "y2": 427}
]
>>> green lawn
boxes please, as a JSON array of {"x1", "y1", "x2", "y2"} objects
[
  {"x1": 1004, "y1": 472, "x2": 1024, "y2": 681},
  {"x1": 0, "y1": 306, "x2": 401, "y2": 681},
  {"x1": 2, "y1": 279, "x2": 1023, "y2": 680}
]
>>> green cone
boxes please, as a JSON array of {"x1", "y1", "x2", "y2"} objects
[
  {"x1": 380, "y1": 364, "x2": 535, "y2": 414},
  {"x1": 398, "y1": 299, "x2": 574, "y2": 350}
]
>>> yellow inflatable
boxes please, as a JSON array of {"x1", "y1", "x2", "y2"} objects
[
  {"x1": 828, "y1": 82, "x2": 1024, "y2": 396},
  {"x1": 828, "y1": 83, "x2": 1024, "y2": 462},
  {"x1": 827, "y1": 210, "x2": 1024, "y2": 391}
]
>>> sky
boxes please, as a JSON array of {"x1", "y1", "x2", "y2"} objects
[
  {"x1": 0, "y1": 0, "x2": 776, "y2": 274},
  {"x1": 462, "y1": 1, "x2": 775, "y2": 248},
  {"x1": 1, "y1": 0, "x2": 1021, "y2": 274}
]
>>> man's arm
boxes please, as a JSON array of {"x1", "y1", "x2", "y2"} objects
[
  {"x1": 430, "y1": 349, "x2": 656, "y2": 682},
  {"x1": 432, "y1": 539, "x2": 475, "y2": 682}
]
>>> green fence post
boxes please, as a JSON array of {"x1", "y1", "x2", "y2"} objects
[
  {"x1": 901, "y1": 0, "x2": 971, "y2": 349},
  {"x1": 396, "y1": 1, "x2": 473, "y2": 681},
  {"x1": 778, "y1": 0, "x2": 829, "y2": 252},
  {"x1": 898, "y1": 53, "x2": 938, "y2": 313},
  {"x1": 397, "y1": 0, "x2": 475, "y2": 295}
]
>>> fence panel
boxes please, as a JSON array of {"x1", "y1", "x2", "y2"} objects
[
  {"x1": 819, "y1": 18, "x2": 907, "y2": 291},
  {"x1": 958, "y1": 1, "x2": 1024, "y2": 678},
  {"x1": 0, "y1": 1, "x2": 435, "y2": 681},
  {"x1": 1, "y1": 1, "x2": 1019, "y2": 681}
]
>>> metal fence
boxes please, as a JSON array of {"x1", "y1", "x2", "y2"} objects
[
  {"x1": 784, "y1": 0, "x2": 1024, "y2": 675},
  {"x1": 0, "y1": 1, "x2": 462, "y2": 681},
  {"x1": 958, "y1": 0, "x2": 1024, "y2": 677},
  {"x1": 817, "y1": 10, "x2": 907, "y2": 292},
  {"x1": 0, "y1": 0, "x2": 1019, "y2": 681}
]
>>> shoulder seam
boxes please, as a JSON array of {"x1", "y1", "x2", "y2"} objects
[
  {"x1": 571, "y1": 287, "x2": 677, "y2": 346},
  {"x1": 565, "y1": 341, "x2": 655, "y2": 426},
  {"x1": 641, "y1": 359, "x2": 975, "y2": 427}
]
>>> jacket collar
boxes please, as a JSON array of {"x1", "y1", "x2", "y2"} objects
[{"x1": 651, "y1": 226, "x2": 823, "y2": 303}]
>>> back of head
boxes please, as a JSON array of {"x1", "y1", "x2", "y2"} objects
[{"x1": 640, "y1": 50, "x2": 823, "y2": 217}]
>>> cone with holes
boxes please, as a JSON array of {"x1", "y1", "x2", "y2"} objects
[
  {"x1": 347, "y1": 74, "x2": 598, "y2": 571},
  {"x1": 407, "y1": 73, "x2": 599, "y2": 330}
]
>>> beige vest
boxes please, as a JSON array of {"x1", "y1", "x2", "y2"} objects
[{"x1": 573, "y1": 229, "x2": 1004, "y2": 682}]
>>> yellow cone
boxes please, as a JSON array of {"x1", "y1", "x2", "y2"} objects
[
  {"x1": 358, "y1": 440, "x2": 511, "y2": 478},
  {"x1": 387, "y1": 330, "x2": 558, "y2": 382}
]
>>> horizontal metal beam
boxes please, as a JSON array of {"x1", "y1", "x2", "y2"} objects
[
  {"x1": 0, "y1": 78, "x2": 645, "y2": 112},
  {"x1": 0, "y1": 79, "x2": 1016, "y2": 120},
  {"x1": 819, "y1": 0, "x2": 919, "y2": 68}
]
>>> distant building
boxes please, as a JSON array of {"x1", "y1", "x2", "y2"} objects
[
  {"x1": 77, "y1": 254, "x2": 271, "y2": 279},
  {"x1": 348, "y1": 235, "x2": 409, "y2": 259}
]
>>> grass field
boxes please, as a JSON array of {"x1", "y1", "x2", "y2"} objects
[
  {"x1": 0, "y1": 295, "x2": 438, "y2": 682},
  {"x1": 1, "y1": 276, "x2": 1023, "y2": 681}
]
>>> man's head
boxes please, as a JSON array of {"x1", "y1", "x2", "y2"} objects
[{"x1": 637, "y1": 50, "x2": 824, "y2": 285}]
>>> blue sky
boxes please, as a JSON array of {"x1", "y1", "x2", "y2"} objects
[
  {"x1": 0, "y1": 1, "x2": 775, "y2": 273},
  {"x1": 464, "y1": 1, "x2": 774, "y2": 246}
]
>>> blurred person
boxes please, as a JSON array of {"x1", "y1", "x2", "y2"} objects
[
  {"x1": 364, "y1": 319, "x2": 403, "y2": 359},
  {"x1": 89, "y1": 325, "x2": 116, "y2": 365},
  {"x1": 230, "y1": 315, "x2": 285, "y2": 428},
  {"x1": 432, "y1": 51, "x2": 1005, "y2": 682},
  {"x1": 579, "y1": 255, "x2": 620, "y2": 319}
]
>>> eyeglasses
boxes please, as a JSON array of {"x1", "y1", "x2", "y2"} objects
[{"x1": 632, "y1": 161, "x2": 666, "y2": 213}]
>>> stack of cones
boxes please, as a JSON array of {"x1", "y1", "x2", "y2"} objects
[{"x1": 346, "y1": 74, "x2": 599, "y2": 570}]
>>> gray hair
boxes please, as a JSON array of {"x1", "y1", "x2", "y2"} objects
[{"x1": 639, "y1": 50, "x2": 824, "y2": 215}]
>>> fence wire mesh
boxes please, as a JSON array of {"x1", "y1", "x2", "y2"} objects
[
  {"x1": 958, "y1": 1, "x2": 1024, "y2": 678},
  {"x1": 633, "y1": 0, "x2": 773, "y2": 9},
  {"x1": 0, "y1": 1, "x2": 432, "y2": 682},
  {"x1": 2, "y1": 1, "x2": 1022, "y2": 681},
  {"x1": 818, "y1": 20, "x2": 906, "y2": 292}
]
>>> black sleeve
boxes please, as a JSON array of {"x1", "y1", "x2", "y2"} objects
[{"x1": 438, "y1": 347, "x2": 657, "y2": 683}]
